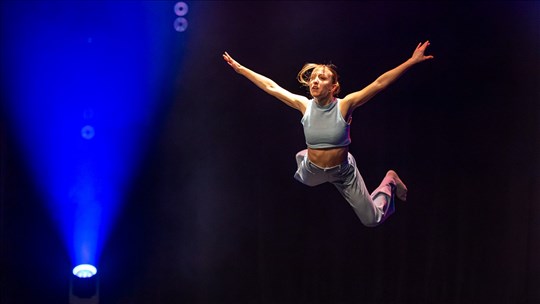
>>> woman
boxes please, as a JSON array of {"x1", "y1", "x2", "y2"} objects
[{"x1": 222, "y1": 41, "x2": 433, "y2": 227}]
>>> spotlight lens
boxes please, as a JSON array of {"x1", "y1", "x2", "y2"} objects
[{"x1": 73, "y1": 264, "x2": 97, "y2": 278}]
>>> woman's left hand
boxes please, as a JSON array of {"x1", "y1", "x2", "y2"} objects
[{"x1": 411, "y1": 41, "x2": 434, "y2": 63}]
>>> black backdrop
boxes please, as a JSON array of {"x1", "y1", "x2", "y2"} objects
[{"x1": 1, "y1": 1, "x2": 539, "y2": 304}]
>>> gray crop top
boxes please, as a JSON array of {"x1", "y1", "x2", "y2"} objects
[{"x1": 301, "y1": 99, "x2": 351, "y2": 149}]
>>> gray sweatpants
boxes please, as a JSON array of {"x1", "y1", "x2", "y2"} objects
[{"x1": 294, "y1": 149, "x2": 396, "y2": 227}]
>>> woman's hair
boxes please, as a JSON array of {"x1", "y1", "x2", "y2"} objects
[{"x1": 297, "y1": 63, "x2": 341, "y2": 96}]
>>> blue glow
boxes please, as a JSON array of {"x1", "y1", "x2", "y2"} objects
[
  {"x1": 1, "y1": 1, "x2": 184, "y2": 268},
  {"x1": 73, "y1": 264, "x2": 98, "y2": 278}
]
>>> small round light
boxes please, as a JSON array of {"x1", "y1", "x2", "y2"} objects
[
  {"x1": 173, "y1": 17, "x2": 188, "y2": 32},
  {"x1": 73, "y1": 264, "x2": 97, "y2": 278},
  {"x1": 81, "y1": 125, "x2": 95, "y2": 139},
  {"x1": 83, "y1": 107, "x2": 94, "y2": 120},
  {"x1": 174, "y1": 2, "x2": 189, "y2": 16}
]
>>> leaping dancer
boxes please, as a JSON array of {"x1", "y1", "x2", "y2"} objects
[{"x1": 223, "y1": 41, "x2": 433, "y2": 226}]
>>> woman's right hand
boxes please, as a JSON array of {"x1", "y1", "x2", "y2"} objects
[{"x1": 223, "y1": 52, "x2": 242, "y2": 73}]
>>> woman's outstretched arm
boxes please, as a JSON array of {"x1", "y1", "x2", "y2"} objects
[
  {"x1": 223, "y1": 52, "x2": 309, "y2": 113},
  {"x1": 341, "y1": 41, "x2": 434, "y2": 114}
]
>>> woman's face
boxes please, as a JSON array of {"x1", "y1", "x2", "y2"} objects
[{"x1": 309, "y1": 66, "x2": 336, "y2": 99}]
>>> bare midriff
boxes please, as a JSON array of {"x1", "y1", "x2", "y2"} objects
[{"x1": 307, "y1": 146, "x2": 349, "y2": 168}]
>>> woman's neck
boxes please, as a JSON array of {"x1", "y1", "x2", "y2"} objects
[{"x1": 314, "y1": 96, "x2": 335, "y2": 107}]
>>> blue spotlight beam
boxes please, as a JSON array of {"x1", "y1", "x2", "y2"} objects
[{"x1": 1, "y1": 1, "x2": 184, "y2": 268}]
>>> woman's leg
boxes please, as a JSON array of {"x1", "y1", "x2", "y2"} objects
[
  {"x1": 332, "y1": 154, "x2": 407, "y2": 227},
  {"x1": 332, "y1": 154, "x2": 385, "y2": 227}
]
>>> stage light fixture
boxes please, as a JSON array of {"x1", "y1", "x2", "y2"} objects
[
  {"x1": 2, "y1": 2, "x2": 188, "y2": 302},
  {"x1": 70, "y1": 270, "x2": 99, "y2": 304},
  {"x1": 73, "y1": 264, "x2": 97, "y2": 278}
]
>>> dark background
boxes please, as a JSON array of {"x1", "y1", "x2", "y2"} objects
[{"x1": 1, "y1": 1, "x2": 539, "y2": 303}]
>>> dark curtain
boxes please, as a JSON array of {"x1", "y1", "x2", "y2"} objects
[{"x1": 2, "y1": 1, "x2": 538, "y2": 304}]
